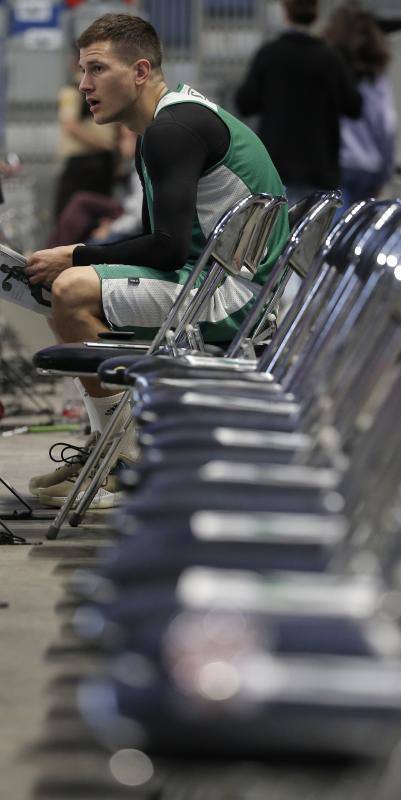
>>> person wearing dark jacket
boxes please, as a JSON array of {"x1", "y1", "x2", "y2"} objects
[
  {"x1": 235, "y1": 0, "x2": 362, "y2": 204},
  {"x1": 324, "y1": 3, "x2": 397, "y2": 209}
]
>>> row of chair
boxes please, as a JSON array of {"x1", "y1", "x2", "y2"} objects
[
  {"x1": 30, "y1": 194, "x2": 401, "y2": 784},
  {"x1": 34, "y1": 189, "x2": 342, "y2": 539}
]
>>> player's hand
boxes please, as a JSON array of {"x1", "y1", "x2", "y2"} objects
[{"x1": 26, "y1": 245, "x2": 82, "y2": 285}]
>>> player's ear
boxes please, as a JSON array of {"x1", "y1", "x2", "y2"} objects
[{"x1": 134, "y1": 58, "x2": 151, "y2": 85}]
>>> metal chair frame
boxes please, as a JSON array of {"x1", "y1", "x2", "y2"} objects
[
  {"x1": 130, "y1": 202, "x2": 401, "y2": 496},
  {"x1": 126, "y1": 201, "x2": 393, "y2": 402},
  {"x1": 43, "y1": 192, "x2": 286, "y2": 539},
  {"x1": 126, "y1": 198, "x2": 385, "y2": 388},
  {"x1": 226, "y1": 189, "x2": 342, "y2": 358},
  {"x1": 131, "y1": 251, "x2": 401, "y2": 570}
]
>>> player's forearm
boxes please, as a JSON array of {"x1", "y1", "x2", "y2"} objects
[{"x1": 72, "y1": 230, "x2": 188, "y2": 272}]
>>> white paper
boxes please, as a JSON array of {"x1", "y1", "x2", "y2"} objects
[{"x1": 0, "y1": 243, "x2": 52, "y2": 316}]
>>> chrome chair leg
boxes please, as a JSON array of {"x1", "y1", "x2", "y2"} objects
[
  {"x1": 46, "y1": 391, "x2": 131, "y2": 539},
  {"x1": 69, "y1": 417, "x2": 136, "y2": 528}
]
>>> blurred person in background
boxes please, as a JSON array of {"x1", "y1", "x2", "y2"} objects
[
  {"x1": 86, "y1": 165, "x2": 143, "y2": 245},
  {"x1": 235, "y1": 0, "x2": 362, "y2": 206},
  {"x1": 324, "y1": 3, "x2": 397, "y2": 209},
  {"x1": 0, "y1": 156, "x2": 20, "y2": 204},
  {"x1": 0, "y1": 156, "x2": 21, "y2": 241},
  {"x1": 52, "y1": 52, "x2": 118, "y2": 221},
  {"x1": 46, "y1": 127, "x2": 139, "y2": 247}
]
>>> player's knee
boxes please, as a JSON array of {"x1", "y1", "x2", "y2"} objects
[{"x1": 52, "y1": 268, "x2": 85, "y2": 313}]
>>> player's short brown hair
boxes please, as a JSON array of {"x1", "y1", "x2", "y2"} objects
[{"x1": 78, "y1": 13, "x2": 162, "y2": 69}]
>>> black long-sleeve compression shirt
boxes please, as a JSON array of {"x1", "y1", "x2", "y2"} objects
[{"x1": 73, "y1": 103, "x2": 230, "y2": 271}]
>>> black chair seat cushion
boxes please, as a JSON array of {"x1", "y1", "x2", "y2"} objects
[
  {"x1": 138, "y1": 406, "x2": 300, "y2": 433},
  {"x1": 124, "y1": 355, "x2": 262, "y2": 385},
  {"x1": 99, "y1": 354, "x2": 148, "y2": 385},
  {"x1": 104, "y1": 522, "x2": 335, "y2": 581},
  {"x1": 34, "y1": 346, "x2": 229, "y2": 379},
  {"x1": 33, "y1": 343, "x2": 148, "y2": 375}
]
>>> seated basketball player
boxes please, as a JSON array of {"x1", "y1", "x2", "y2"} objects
[{"x1": 24, "y1": 13, "x2": 289, "y2": 507}]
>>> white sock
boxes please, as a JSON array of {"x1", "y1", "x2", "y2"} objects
[
  {"x1": 73, "y1": 378, "x2": 100, "y2": 432},
  {"x1": 82, "y1": 390, "x2": 139, "y2": 462}
]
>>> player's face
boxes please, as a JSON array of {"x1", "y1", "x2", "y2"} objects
[{"x1": 79, "y1": 41, "x2": 139, "y2": 125}]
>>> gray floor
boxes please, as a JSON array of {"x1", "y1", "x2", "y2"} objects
[{"x1": 0, "y1": 430, "x2": 114, "y2": 800}]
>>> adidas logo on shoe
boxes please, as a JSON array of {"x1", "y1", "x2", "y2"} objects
[{"x1": 105, "y1": 403, "x2": 119, "y2": 416}]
